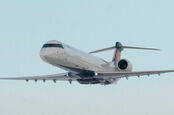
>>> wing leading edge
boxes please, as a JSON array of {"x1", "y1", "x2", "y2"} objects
[
  {"x1": 0, "y1": 73, "x2": 76, "y2": 83},
  {"x1": 95, "y1": 70, "x2": 174, "y2": 79}
]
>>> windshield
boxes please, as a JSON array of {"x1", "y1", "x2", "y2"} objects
[{"x1": 42, "y1": 44, "x2": 64, "y2": 49}]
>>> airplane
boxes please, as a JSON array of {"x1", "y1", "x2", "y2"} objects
[{"x1": 0, "y1": 40, "x2": 174, "y2": 85}]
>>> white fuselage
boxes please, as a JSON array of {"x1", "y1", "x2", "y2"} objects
[{"x1": 40, "y1": 41, "x2": 116, "y2": 74}]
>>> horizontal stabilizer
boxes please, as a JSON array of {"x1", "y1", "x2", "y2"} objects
[
  {"x1": 89, "y1": 42, "x2": 160, "y2": 54},
  {"x1": 122, "y1": 46, "x2": 160, "y2": 51},
  {"x1": 89, "y1": 46, "x2": 115, "y2": 54}
]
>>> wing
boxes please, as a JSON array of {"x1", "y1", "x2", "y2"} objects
[
  {"x1": 95, "y1": 70, "x2": 174, "y2": 79},
  {"x1": 0, "y1": 73, "x2": 76, "y2": 82}
]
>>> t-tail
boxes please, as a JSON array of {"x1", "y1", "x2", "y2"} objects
[{"x1": 89, "y1": 41, "x2": 160, "y2": 66}]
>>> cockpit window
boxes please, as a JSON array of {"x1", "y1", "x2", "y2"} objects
[{"x1": 42, "y1": 44, "x2": 64, "y2": 49}]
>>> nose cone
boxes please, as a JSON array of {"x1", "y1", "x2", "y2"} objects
[
  {"x1": 40, "y1": 40, "x2": 63, "y2": 62},
  {"x1": 40, "y1": 48, "x2": 50, "y2": 62},
  {"x1": 40, "y1": 47, "x2": 57, "y2": 63}
]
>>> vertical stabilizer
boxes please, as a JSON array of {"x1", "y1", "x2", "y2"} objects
[{"x1": 112, "y1": 42, "x2": 124, "y2": 66}]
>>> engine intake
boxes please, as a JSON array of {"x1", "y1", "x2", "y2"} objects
[
  {"x1": 118, "y1": 59, "x2": 132, "y2": 71},
  {"x1": 118, "y1": 59, "x2": 128, "y2": 70}
]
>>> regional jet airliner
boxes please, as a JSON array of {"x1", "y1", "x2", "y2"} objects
[{"x1": 1, "y1": 40, "x2": 174, "y2": 85}]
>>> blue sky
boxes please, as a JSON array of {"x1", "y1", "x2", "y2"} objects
[{"x1": 0, "y1": 0, "x2": 174, "y2": 115}]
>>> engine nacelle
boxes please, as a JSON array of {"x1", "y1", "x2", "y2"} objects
[{"x1": 118, "y1": 59, "x2": 133, "y2": 71}]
